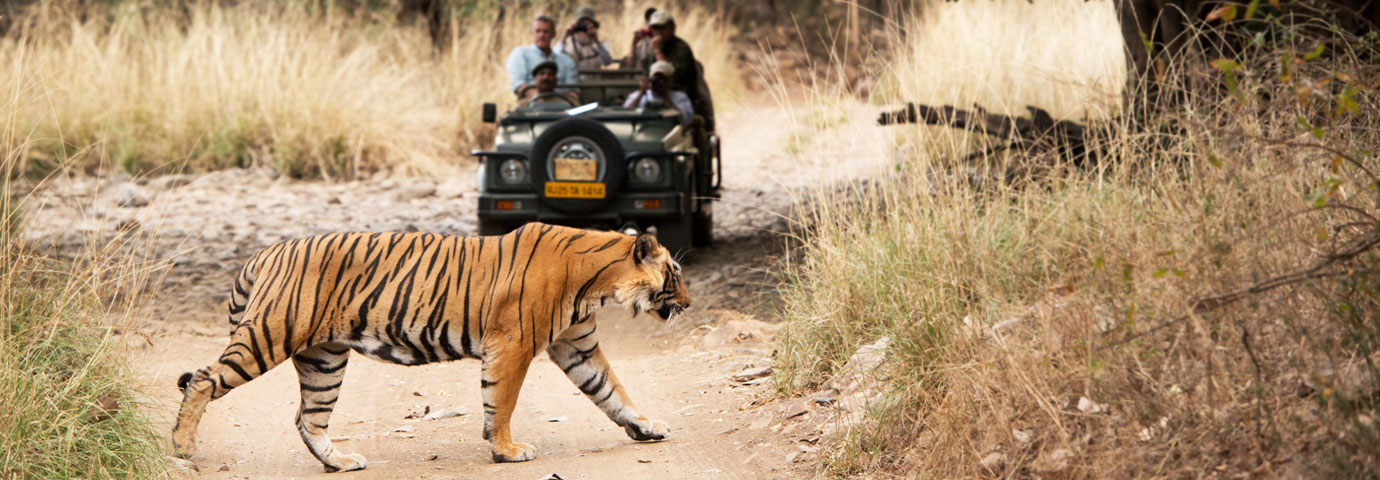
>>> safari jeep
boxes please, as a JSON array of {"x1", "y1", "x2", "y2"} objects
[{"x1": 473, "y1": 69, "x2": 720, "y2": 257}]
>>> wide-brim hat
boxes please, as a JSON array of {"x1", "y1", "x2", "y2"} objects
[{"x1": 574, "y1": 6, "x2": 596, "y2": 20}]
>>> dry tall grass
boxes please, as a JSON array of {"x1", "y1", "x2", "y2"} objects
[
  {"x1": 1, "y1": 53, "x2": 166, "y2": 479},
  {"x1": 1, "y1": 1, "x2": 743, "y2": 178},
  {"x1": 775, "y1": 1, "x2": 1380, "y2": 477}
]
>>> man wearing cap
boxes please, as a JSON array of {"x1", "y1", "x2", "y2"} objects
[
  {"x1": 554, "y1": 6, "x2": 614, "y2": 71},
  {"x1": 626, "y1": 7, "x2": 658, "y2": 70},
  {"x1": 506, "y1": 15, "x2": 579, "y2": 98},
  {"x1": 643, "y1": 10, "x2": 713, "y2": 130},
  {"x1": 624, "y1": 61, "x2": 693, "y2": 127},
  {"x1": 642, "y1": 11, "x2": 698, "y2": 101},
  {"x1": 520, "y1": 60, "x2": 579, "y2": 111}
]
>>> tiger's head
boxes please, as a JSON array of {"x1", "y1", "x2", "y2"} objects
[{"x1": 614, "y1": 233, "x2": 690, "y2": 321}]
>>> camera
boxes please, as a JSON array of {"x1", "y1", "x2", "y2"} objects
[
  {"x1": 572, "y1": 19, "x2": 598, "y2": 34},
  {"x1": 651, "y1": 75, "x2": 668, "y2": 89}
]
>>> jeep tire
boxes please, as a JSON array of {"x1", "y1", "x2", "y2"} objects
[
  {"x1": 691, "y1": 210, "x2": 713, "y2": 247},
  {"x1": 530, "y1": 118, "x2": 626, "y2": 214}
]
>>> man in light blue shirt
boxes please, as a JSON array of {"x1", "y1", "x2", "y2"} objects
[{"x1": 506, "y1": 16, "x2": 579, "y2": 97}]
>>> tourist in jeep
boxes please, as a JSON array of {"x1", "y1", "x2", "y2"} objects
[
  {"x1": 506, "y1": 15, "x2": 578, "y2": 98},
  {"x1": 641, "y1": 10, "x2": 713, "y2": 130},
  {"x1": 626, "y1": 7, "x2": 658, "y2": 69},
  {"x1": 624, "y1": 61, "x2": 693, "y2": 126},
  {"x1": 555, "y1": 6, "x2": 614, "y2": 71}
]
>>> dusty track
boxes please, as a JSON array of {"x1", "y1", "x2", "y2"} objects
[{"x1": 25, "y1": 94, "x2": 887, "y2": 478}]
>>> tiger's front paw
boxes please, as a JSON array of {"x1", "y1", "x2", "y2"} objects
[
  {"x1": 322, "y1": 452, "x2": 368, "y2": 473},
  {"x1": 624, "y1": 418, "x2": 669, "y2": 442},
  {"x1": 491, "y1": 441, "x2": 536, "y2": 463},
  {"x1": 171, "y1": 430, "x2": 196, "y2": 458}
]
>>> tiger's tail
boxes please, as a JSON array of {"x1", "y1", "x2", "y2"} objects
[{"x1": 177, "y1": 252, "x2": 268, "y2": 392}]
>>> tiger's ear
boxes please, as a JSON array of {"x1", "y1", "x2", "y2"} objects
[{"x1": 632, "y1": 233, "x2": 660, "y2": 264}]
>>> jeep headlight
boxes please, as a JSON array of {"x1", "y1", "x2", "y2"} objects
[
  {"x1": 633, "y1": 158, "x2": 662, "y2": 183},
  {"x1": 498, "y1": 159, "x2": 528, "y2": 184}
]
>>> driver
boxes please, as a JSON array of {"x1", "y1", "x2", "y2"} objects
[
  {"x1": 506, "y1": 15, "x2": 578, "y2": 98},
  {"x1": 521, "y1": 60, "x2": 578, "y2": 110},
  {"x1": 624, "y1": 61, "x2": 693, "y2": 127}
]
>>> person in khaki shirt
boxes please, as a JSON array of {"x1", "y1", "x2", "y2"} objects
[{"x1": 640, "y1": 10, "x2": 713, "y2": 130}]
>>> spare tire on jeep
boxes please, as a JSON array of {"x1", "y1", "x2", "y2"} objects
[{"x1": 530, "y1": 118, "x2": 626, "y2": 214}]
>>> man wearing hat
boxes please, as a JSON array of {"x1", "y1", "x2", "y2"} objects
[
  {"x1": 642, "y1": 11, "x2": 698, "y2": 99},
  {"x1": 521, "y1": 60, "x2": 578, "y2": 109},
  {"x1": 506, "y1": 15, "x2": 579, "y2": 98},
  {"x1": 555, "y1": 6, "x2": 614, "y2": 71},
  {"x1": 624, "y1": 61, "x2": 693, "y2": 127},
  {"x1": 626, "y1": 8, "x2": 658, "y2": 68},
  {"x1": 642, "y1": 10, "x2": 711, "y2": 130}
]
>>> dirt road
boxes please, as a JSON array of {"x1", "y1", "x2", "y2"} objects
[{"x1": 24, "y1": 94, "x2": 887, "y2": 478}]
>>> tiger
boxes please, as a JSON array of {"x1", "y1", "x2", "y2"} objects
[{"x1": 170, "y1": 222, "x2": 689, "y2": 472}]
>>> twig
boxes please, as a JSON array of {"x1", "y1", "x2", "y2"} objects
[{"x1": 1217, "y1": 128, "x2": 1380, "y2": 186}]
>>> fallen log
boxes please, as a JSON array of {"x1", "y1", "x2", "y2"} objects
[{"x1": 878, "y1": 102, "x2": 1096, "y2": 164}]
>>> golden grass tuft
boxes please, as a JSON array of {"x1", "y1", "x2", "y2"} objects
[
  {"x1": 1, "y1": 53, "x2": 167, "y2": 479},
  {"x1": 1, "y1": 1, "x2": 744, "y2": 178},
  {"x1": 774, "y1": 1, "x2": 1380, "y2": 477}
]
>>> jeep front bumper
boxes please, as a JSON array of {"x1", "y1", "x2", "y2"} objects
[{"x1": 478, "y1": 191, "x2": 686, "y2": 223}]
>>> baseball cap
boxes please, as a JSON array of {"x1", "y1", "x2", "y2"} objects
[
  {"x1": 532, "y1": 60, "x2": 558, "y2": 76},
  {"x1": 649, "y1": 61, "x2": 674, "y2": 79},
  {"x1": 649, "y1": 10, "x2": 673, "y2": 27}
]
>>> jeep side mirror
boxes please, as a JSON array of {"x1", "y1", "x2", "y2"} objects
[{"x1": 481, "y1": 103, "x2": 496, "y2": 123}]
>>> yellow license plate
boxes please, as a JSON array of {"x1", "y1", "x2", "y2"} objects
[
  {"x1": 544, "y1": 182, "x2": 606, "y2": 199},
  {"x1": 554, "y1": 157, "x2": 598, "y2": 181}
]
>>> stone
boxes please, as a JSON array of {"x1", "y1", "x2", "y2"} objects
[
  {"x1": 1076, "y1": 396, "x2": 1106, "y2": 414},
  {"x1": 979, "y1": 452, "x2": 1005, "y2": 472},
  {"x1": 107, "y1": 183, "x2": 151, "y2": 208},
  {"x1": 701, "y1": 318, "x2": 781, "y2": 348},
  {"x1": 397, "y1": 183, "x2": 436, "y2": 201},
  {"x1": 148, "y1": 174, "x2": 194, "y2": 190},
  {"x1": 732, "y1": 366, "x2": 773, "y2": 382},
  {"x1": 423, "y1": 407, "x2": 467, "y2": 420},
  {"x1": 830, "y1": 336, "x2": 893, "y2": 422},
  {"x1": 167, "y1": 456, "x2": 199, "y2": 473},
  {"x1": 1031, "y1": 448, "x2": 1073, "y2": 473}
]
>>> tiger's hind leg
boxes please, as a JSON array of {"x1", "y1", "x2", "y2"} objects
[
  {"x1": 171, "y1": 324, "x2": 289, "y2": 459},
  {"x1": 292, "y1": 342, "x2": 366, "y2": 472}
]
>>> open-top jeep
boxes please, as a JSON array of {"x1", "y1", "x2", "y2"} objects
[{"x1": 474, "y1": 69, "x2": 720, "y2": 257}]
